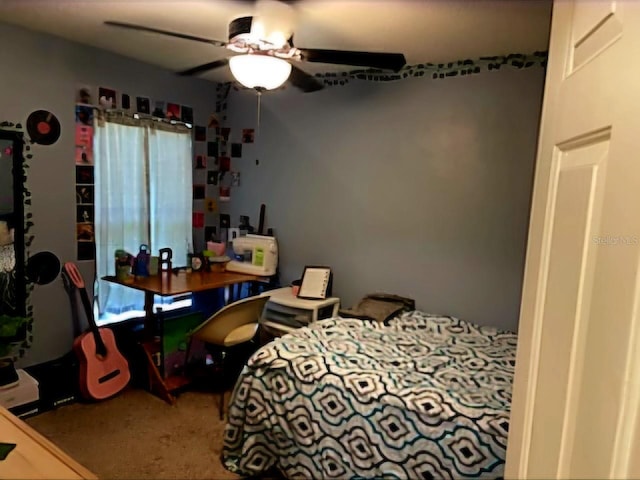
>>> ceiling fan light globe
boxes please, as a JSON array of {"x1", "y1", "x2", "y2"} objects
[{"x1": 229, "y1": 54, "x2": 292, "y2": 90}]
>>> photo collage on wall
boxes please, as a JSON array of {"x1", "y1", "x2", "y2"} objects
[
  {"x1": 195, "y1": 108, "x2": 255, "y2": 244},
  {"x1": 75, "y1": 100, "x2": 96, "y2": 261}
]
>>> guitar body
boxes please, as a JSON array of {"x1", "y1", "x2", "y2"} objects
[
  {"x1": 73, "y1": 327, "x2": 131, "y2": 401},
  {"x1": 63, "y1": 261, "x2": 131, "y2": 401}
]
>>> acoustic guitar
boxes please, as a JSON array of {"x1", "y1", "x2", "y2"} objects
[{"x1": 63, "y1": 262, "x2": 131, "y2": 400}]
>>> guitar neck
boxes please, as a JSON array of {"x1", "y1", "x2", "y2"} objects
[{"x1": 78, "y1": 287, "x2": 107, "y2": 357}]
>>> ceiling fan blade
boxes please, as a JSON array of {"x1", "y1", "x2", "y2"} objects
[
  {"x1": 298, "y1": 48, "x2": 406, "y2": 72},
  {"x1": 288, "y1": 64, "x2": 324, "y2": 93},
  {"x1": 177, "y1": 59, "x2": 229, "y2": 77},
  {"x1": 104, "y1": 21, "x2": 227, "y2": 47}
]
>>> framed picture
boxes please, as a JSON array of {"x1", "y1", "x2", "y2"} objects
[{"x1": 297, "y1": 266, "x2": 333, "y2": 300}]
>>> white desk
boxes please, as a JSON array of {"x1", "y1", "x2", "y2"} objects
[{"x1": 260, "y1": 287, "x2": 340, "y2": 334}]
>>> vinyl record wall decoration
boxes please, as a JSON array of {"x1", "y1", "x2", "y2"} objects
[{"x1": 26, "y1": 110, "x2": 61, "y2": 145}]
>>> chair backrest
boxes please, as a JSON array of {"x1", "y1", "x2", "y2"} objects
[{"x1": 190, "y1": 295, "x2": 270, "y2": 347}]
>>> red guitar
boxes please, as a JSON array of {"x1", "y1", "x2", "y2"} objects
[{"x1": 64, "y1": 262, "x2": 131, "y2": 400}]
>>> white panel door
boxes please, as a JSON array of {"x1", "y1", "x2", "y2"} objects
[{"x1": 506, "y1": 1, "x2": 640, "y2": 479}]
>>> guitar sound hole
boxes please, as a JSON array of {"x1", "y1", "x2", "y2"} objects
[{"x1": 98, "y1": 370, "x2": 121, "y2": 384}]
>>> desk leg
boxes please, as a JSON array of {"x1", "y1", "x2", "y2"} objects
[
  {"x1": 143, "y1": 291, "x2": 155, "y2": 338},
  {"x1": 140, "y1": 292, "x2": 177, "y2": 405},
  {"x1": 229, "y1": 282, "x2": 245, "y2": 302}
]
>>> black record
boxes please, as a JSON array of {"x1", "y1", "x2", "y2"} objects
[
  {"x1": 26, "y1": 251, "x2": 62, "y2": 285},
  {"x1": 26, "y1": 110, "x2": 61, "y2": 145}
]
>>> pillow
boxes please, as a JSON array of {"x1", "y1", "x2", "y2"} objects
[{"x1": 339, "y1": 293, "x2": 416, "y2": 324}]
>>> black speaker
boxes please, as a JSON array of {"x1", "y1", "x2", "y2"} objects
[{"x1": 25, "y1": 352, "x2": 79, "y2": 412}]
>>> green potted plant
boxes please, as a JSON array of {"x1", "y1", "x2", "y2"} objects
[{"x1": 0, "y1": 313, "x2": 29, "y2": 388}]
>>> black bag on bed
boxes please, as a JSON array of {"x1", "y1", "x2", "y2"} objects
[{"x1": 339, "y1": 293, "x2": 415, "y2": 324}]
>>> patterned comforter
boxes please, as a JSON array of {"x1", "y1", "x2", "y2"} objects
[{"x1": 223, "y1": 311, "x2": 517, "y2": 479}]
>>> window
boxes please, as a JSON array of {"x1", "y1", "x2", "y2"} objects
[{"x1": 93, "y1": 118, "x2": 193, "y2": 324}]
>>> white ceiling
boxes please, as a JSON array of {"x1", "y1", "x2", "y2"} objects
[{"x1": 0, "y1": 0, "x2": 552, "y2": 83}]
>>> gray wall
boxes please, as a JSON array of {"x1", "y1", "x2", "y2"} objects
[
  {"x1": 224, "y1": 68, "x2": 545, "y2": 332},
  {"x1": 0, "y1": 20, "x2": 543, "y2": 366},
  {"x1": 0, "y1": 22, "x2": 218, "y2": 366}
]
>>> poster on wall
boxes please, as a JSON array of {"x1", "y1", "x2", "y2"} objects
[
  {"x1": 75, "y1": 124, "x2": 94, "y2": 165},
  {"x1": 220, "y1": 127, "x2": 231, "y2": 141},
  {"x1": 75, "y1": 104, "x2": 94, "y2": 126},
  {"x1": 121, "y1": 93, "x2": 131, "y2": 110},
  {"x1": 192, "y1": 212, "x2": 204, "y2": 228},
  {"x1": 98, "y1": 87, "x2": 117, "y2": 108},
  {"x1": 193, "y1": 185, "x2": 205, "y2": 200},
  {"x1": 218, "y1": 156, "x2": 230, "y2": 172},
  {"x1": 205, "y1": 198, "x2": 217, "y2": 213},
  {"x1": 77, "y1": 241, "x2": 95, "y2": 261},
  {"x1": 231, "y1": 143, "x2": 242, "y2": 158},
  {"x1": 195, "y1": 126, "x2": 206, "y2": 142},
  {"x1": 136, "y1": 97, "x2": 150, "y2": 114},
  {"x1": 76, "y1": 223, "x2": 95, "y2": 243},
  {"x1": 167, "y1": 103, "x2": 180, "y2": 120},
  {"x1": 76, "y1": 185, "x2": 94, "y2": 204},
  {"x1": 76, "y1": 205, "x2": 94, "y2": 223},
  {"x1": 207, "y1": 141, "x2": 218, "y2": 158},
  {"x1": 219, "y1": 186, "x2": 230, "y2": 202},
  {"x1": 195, "y1": 155, "x2": 206, "y2": 169},
  {"x1": 181, "y1": 105, "x2": 193, "y2": 124},
  {"x1": 76, "y1": 165, "x2": 94, "y2": 184},
  {"x1": 207, "y1": 170, "x2": 219, "y2": 185},
  {"x1": 153, "y1": 100, "x2": 166, "y2": 118},
  {"x1": 242, "y1": 129, "x2": 254, "y2": 143}
]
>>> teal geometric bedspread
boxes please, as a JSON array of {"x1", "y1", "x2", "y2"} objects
[{"x1": 223, "y1": 311, "x2": 517, "y2": 479}]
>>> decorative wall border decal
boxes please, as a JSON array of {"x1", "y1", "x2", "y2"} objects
[{"x1": 314, "y1": 51, "x2": 548, "y2": 87}]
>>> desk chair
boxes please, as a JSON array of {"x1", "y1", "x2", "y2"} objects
[{"x1": 185, "y1": 295, "x2": 270, "y2": 419}]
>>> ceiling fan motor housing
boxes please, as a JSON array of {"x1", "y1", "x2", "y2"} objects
[
  {"x1": 229, "y1": 16, "x2": 252, "y2": 42},
  {"x1": 102, "y1": 11, "x2": 406, "y2": 93}
]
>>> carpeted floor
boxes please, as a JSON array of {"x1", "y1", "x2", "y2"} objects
[{"x1": 26, "y1": 387, "x2": 241, "y2": 479}]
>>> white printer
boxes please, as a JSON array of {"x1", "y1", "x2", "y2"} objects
[{"x1": 225, "y1": 234, "x2": 278, "y2": 276}]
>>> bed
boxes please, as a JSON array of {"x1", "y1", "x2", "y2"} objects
[{"x1": 222, "y1": 311, "x2": 517, "y2": 479}]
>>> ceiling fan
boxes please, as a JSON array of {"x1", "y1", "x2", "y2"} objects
[{"x1": 103, "y1": 1, "x2": 406, "y2": 93}]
